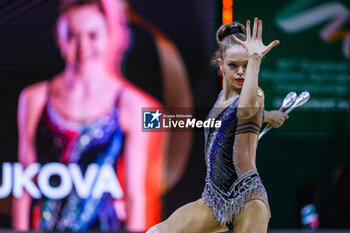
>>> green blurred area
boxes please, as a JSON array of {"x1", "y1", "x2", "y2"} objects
[{"x1": 235, "y1": 0, "x2": 350, "y2": 228}]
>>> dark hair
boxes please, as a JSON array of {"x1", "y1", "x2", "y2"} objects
[
  {"x1": 59, "y1": 0, "x2": 105, "y2": 16},
  {"x1": 211, "y1": 22, "x2": 246, "y2": 69}
]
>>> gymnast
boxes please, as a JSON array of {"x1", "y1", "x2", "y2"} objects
[{"x1": 147, "y1": 18, "x2": 288, "y2": 233}]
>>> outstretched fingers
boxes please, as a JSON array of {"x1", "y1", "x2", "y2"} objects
[
  {"x1": 252, "y1": 17, "x2": 258, "y2": 39},
  {"x1": 232, "y1": 34, "x2": 245, "y2": 46},
  {"x1": 264, "y1": 40, "x2": 280, "y2": 55},
  {"x1": 246, "y1": 20, "x2": 251, "y2": 39},
  {"x1": 241, "y1": 17, "x2": 280, "y2": 58},
  {"x1": 267, "y1": 40, "x2": 280, "y2": 50},
  {"x1": 258, "y1": 20, "x2": 262, "y2": 40}
]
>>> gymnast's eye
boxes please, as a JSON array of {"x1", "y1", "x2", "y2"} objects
[{"x1": 228, "y1": 63, "x2": 237, "y2": 68}]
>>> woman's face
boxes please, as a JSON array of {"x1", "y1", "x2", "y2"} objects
[
  {"x1": 57, "y1": 5, "x2": 109, "y2": 66},
  {"x1": 219, "y1": 44, "x2": 248, "y2": 90}
]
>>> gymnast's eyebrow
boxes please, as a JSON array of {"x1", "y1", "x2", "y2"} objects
[{"x1": 227, "y1": 59, "x2": 248, "y2": 63}]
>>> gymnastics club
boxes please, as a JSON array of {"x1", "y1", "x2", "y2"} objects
[
  {"x1": 258, "y1": 91, "x2": 310, "y2": 140},
  {"x1": 283, "y1": 91, "x2": 310, "y2": 115},
  {"x1": 258, "y1": 91, "x2": 297, "y2": 140}
]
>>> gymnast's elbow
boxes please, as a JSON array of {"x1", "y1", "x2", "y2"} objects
[{"x1": 237, "y1": 108, "x2": 258, "y2": 119}]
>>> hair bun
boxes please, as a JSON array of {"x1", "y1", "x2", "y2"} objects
[
  {"x1": 230, "y1": 26, "x2": 243, "y2": 35},
  {"x1": 216, "y1": 23, "x2": 246, "y2": 44}
]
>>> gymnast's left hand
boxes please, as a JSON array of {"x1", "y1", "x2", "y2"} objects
[
  {"x1": 231, "y1": 17, "x2": 280, "y2": 60},
  {"x1": 265, "y1": 110, "x2": 288, "y2": 128}
]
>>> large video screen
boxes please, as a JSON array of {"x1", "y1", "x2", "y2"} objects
[{"x1": 0, "y1": 0, "x2": 218, "y2": 231}]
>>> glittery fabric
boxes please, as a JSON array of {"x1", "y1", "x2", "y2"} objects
[
  {"x1": 202, "y1": 93, "x2": 270, "y2": 226},
  {"x1": 33, "y1": 100, "x2": 124, "y2": 231}
]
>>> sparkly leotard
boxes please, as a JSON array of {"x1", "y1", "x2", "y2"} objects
[
  {"x1": 202, "y1": 91, "x2": 270, "y2": 226},
  {"x1": 32, "y1": 91, "x2": 125, "y2": 231}
]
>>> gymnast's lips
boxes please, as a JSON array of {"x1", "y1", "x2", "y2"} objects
[{"x1": 235, "y1": 78, "x2": 245, "y2": 83}]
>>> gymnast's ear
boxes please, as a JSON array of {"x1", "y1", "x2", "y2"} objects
[
  {"x1": 52, "y1": 16, "x2": 64, "y2": 48},
  {"x1": 218, "y1": 58, "x2": 223, "y2": 71},
  {"x1": 53, "y1": 15, "x2": 67, "y2": 48}
]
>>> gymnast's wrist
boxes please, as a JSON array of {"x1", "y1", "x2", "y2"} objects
[
  {"x1": 248, "y1": 54, "x2": 262, "y2": 65},
  {"x1": 263, "y1": 110, "x2": 272, "y2": 123}
]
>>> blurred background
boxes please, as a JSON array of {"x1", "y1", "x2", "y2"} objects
[{"x1": 0, "y1": 0, "x2": 349, "y2": 232}]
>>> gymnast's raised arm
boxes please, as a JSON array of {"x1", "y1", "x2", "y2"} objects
[{"x1": 232, "y1": 18, "x2": 279, "y2": 119}]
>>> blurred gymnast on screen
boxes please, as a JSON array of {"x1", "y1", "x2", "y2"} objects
[
  {"x1": 147, "y1": 18, "x2": 288, "y2": 233},
  {"x1": 13, "y1": 0, "x2": 166, "y2": 231}
]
